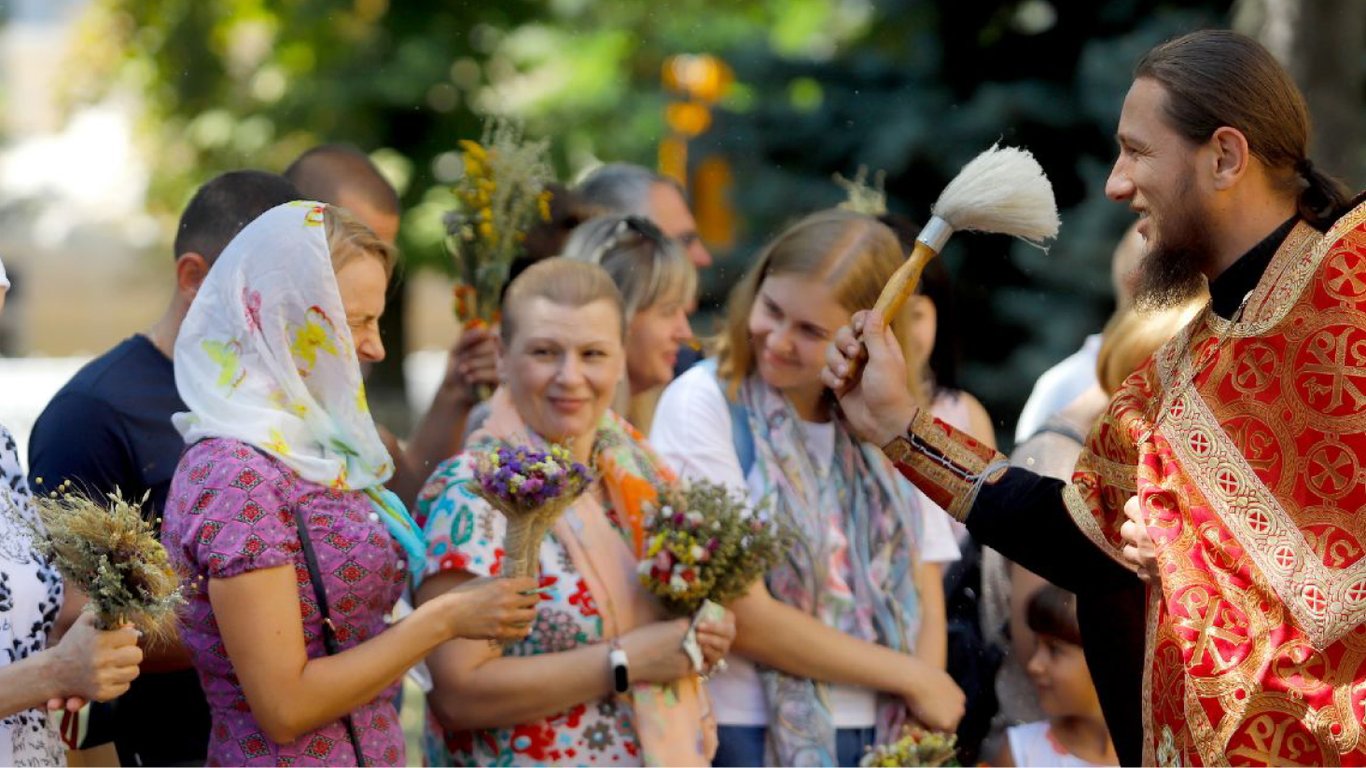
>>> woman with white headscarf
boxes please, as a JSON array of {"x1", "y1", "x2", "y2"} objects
[
  {"x1": 0, "y1": 255, "x2": 145, "y2": 766},
  {"x1": 159, "y1": 202, "x2": 540, "y2": 766}
]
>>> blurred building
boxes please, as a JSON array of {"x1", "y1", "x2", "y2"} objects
[{"x1": 0, "y1": 0, "x2": 162, "y2": 456}]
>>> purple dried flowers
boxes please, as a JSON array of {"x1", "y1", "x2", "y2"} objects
[{"x1": 469, "y1": 442, "x2": 593, "y2": 582}]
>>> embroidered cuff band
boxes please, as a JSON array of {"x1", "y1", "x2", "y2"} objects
[{"x1": 881, "y1": 408, "x2": 1009, "y2": 522}]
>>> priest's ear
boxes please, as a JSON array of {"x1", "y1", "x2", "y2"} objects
[{"x1": 1208, "y1": 126, "x2": 1251, "y2": 191}]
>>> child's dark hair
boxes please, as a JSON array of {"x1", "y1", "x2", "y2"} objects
[{"x1": 1026, "y1": 584, "x2": 1082, "y2": 645}]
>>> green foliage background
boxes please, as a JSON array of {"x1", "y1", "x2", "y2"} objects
[{"x1": 66, "y1": 0, "x2": 1277, "y2": 445}]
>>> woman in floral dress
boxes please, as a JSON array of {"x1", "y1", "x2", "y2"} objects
[
  {"x1": 0, "y1": 256, "x2": 144, "y2": 766},
  {"x1": 418, "y1": 258, "x2": 735, "y2": 766}
]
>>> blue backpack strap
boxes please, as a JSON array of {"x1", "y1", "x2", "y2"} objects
[{"x1": 695, "y1": 359, "x2": 755, "y2": 477}]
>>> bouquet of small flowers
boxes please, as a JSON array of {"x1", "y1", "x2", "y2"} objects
[
  {"x1": 20, "y1": 483, "x2": 183, "y2": 639},
  {"x1": 859, "y1": 725, "x2": 960, "y2": 767},
  {"x1": 469, "y1": 442, "x2": 594, "y2": 582},
  {"x1": 637, "y1": 481, "x2": 784, "y2": 617},
  {"x1": 445, "y1": 119, "x2": 556, "y2": 329}
]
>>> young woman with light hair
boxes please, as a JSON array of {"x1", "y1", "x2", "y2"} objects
[{"x1": 652, "y1": 209, "x2": 965, "y2": 766}]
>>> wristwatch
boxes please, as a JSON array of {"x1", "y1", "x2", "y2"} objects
[{"x1": 608, "y1": 640, "x2": 630, "y2": 694}]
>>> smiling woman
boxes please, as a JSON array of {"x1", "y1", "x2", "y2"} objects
[
  {"x1": 560, "y1": 214, "x2": 698, "y2": 432},
  {"x1": 159, "y1": 202, "x2": 539, "y2": 767},
  {"x1": 416, "y1": 258, "x2": 735, "y2": 767},
  {"x1": 650, "y1": 209, "x2": 965, "y2": 766},
  {"x1": 501, "y1": 291, "x2": 624, "y2": 465}
]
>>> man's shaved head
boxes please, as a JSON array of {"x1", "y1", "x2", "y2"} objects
[{"x1": 285, "y1": 144, "x2": 401, "y2": 244}]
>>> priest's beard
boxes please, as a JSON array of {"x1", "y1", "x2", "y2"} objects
[{"x1": 1133, "y1": 181, "x2": 1215, "y2": 312}]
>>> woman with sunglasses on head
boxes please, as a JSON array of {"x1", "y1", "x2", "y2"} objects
[{"x1": 560, "y1": 214, "x2": 697, "y2": 434}]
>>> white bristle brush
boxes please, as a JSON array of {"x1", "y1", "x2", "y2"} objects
[{"x1": 872, "y1": 143, "x2": 1060, "y2": 320}]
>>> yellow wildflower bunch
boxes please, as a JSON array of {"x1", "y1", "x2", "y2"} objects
[{"x1": 445, "y1": 119, "x2": 556, "y2": 327}]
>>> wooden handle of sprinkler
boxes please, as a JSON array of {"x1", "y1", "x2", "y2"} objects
[{"x1": 844, "y1": 241, "x2": 938, "y2": 383}]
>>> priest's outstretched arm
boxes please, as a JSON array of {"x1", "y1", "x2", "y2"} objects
[{"x1": 822, "y1": 309, "x2": 1135, "y2": 594}]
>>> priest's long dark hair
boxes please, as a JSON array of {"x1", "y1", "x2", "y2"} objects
[{"x1": 1136, "y1": 29, "x2": 1356, "y2": 231}]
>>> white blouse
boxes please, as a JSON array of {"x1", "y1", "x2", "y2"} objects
[
  {"x1": 0, "y1": 424, "x2": 65, "y2": 766},
  {"x1": 650, "y1": 366, "x2": 960, "y2": 728}
]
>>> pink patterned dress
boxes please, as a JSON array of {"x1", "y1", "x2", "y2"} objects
[{"x1": 162, "y1": 438, "x2": 406, "y2": 766}]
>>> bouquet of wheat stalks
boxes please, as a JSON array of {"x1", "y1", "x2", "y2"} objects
[{"x1": 19, "y1": 483, "x2": 183, "y2": 638}]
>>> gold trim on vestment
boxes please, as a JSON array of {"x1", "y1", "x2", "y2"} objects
[
  {"x1": 1149, "y1": 220, "x2": 1366, "y2": 651},
  {"x1": 1061, "y1": 483, "x2": 1129, "y2": 567},
  {"x1": 1142, "y1": 586, "x2": 1160, "y2": 766}
]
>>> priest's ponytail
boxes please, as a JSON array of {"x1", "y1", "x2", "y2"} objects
[{"x1": 1295, "y1": 158, "x2": 1355, "y2": 231}]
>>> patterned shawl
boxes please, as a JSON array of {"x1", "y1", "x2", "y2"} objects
[
  {"x1": 738, "y1": 374, "x2": 922, "y2": 766},
  {"x1": 172, "y1": 201, "x2": 425, "y2": 581}
]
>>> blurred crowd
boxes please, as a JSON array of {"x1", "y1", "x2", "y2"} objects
[{"x1": 2, "y1": 26, "x2": 1365, "y2": 768}]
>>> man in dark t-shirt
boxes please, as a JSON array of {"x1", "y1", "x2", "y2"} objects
[
  {"x1": 31, "y1": 337, "x2": 184, "y2": 515},
  {"x1": 29, "y1": 170, "x2": 299, "y2": 766}
]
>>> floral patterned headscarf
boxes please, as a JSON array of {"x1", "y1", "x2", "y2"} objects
[{"x1": 173, "y1": 201, "x2": 424, "y2": 579}]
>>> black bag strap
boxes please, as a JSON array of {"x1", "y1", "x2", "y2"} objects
[{"x1": 290, "y1": 505, "x2": 367, "y2": 767}]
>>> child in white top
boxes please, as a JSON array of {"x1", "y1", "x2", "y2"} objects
[{"x1": 994, "y1": 585, "x2": 1116, "y2": 767}]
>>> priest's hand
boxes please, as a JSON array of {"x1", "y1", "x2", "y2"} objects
[
  {"x1": 821, "y1": 310, "x2": 918, "y2": 446},
  {"x1": 1120, "y1": 496, "x2": 1159, "y2": 583}
]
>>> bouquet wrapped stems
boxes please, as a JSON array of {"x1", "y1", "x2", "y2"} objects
[
  {"x1": 499, "y1": 508, "x2": 536, "y2": 580},
  {"x1": 681, "y1": 597, "x2": 728, "y2": 671},
  {"x1": 469, "y1": 443, "x2": 594, "y2": 583},
  {"x1": 498, "y1": 496, "x2": 581, "y2": 581}
]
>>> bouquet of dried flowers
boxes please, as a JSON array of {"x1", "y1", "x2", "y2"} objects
[
  {"x1": 859, "y1": 725, "x2": 960, "y2": 767},
  {"x1": 445, "y1": 119, "x2": 556, "y2": 329},
  {"x1": 469, "y1": 442, "x2": 594, "y2": 582},
  {"x1": 17, "y1": 483, "x2": 183, "y2": 639},
  {"x1": 637, "y1": 481, "x2": 784, "y2": 617}
]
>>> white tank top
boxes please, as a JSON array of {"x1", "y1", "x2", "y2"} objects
[{"x1": 1006, "y1": 721, "x2": 1114, "y2": 767}]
